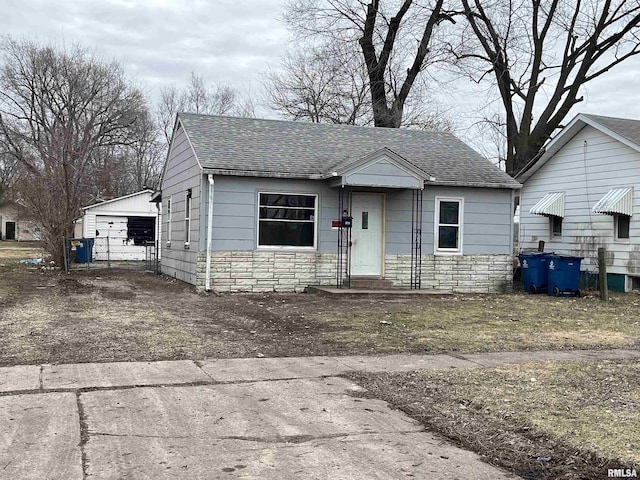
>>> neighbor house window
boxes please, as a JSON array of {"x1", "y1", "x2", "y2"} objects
[
  {"x1": 185, "y1": 189, "x2": 192, "y2": 245},
  {"x1": 615, "y1": 214, "x2": 630, "y2": 240},
  {"x1": 167, "y1": 196, "x2": 172, "y2": 246},
  {"x1": 550, "y1": 216, "x2": 562, "y2": 238},
  {"x1": 435, "y1": 197, "x2": 463, "y2": 254},
  {"x1": 258, "y1": 193, "x2": 317, "y2": 248}
]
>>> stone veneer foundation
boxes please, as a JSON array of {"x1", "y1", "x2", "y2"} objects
[{"x1": 197, "y1": 251, "x2": 513, "y2": 293}]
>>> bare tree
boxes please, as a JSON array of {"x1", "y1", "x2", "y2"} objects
[
  {"x1": 92, "y1": 108, "x2": 163, "y2": 198},
  {"x1": 283, "y1": 0, "x2": 455, "y2": 128},
  {"x1": 0, "y1": 141, "x2": 21, "y2": 203},
  {"x1": 265, "y1": 36, "x2": 454, "y2": 130},
  {"x1": 157, "y1": 72, "x2": 254, "y2": 144},
  {"x1": 0, "y1": 38, "x2": 147, "y2": 263},
  {"x1": 456, "y1": 0, "x2": 640, "y2": 175},
  {"x1": 265, "y1": 43, "x2": 373, "y2": 125}
]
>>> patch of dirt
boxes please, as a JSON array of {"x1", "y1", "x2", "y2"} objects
[
  {"x1": 0, "y1": 258, "x2": 638, "y2": 366},
  {"x1": 58, "y1": 277, "x2": 95, "y2": 294}
]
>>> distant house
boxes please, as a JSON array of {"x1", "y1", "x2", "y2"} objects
[
  {"x1": 0, "y1": 201, "x2": 41, "y2": 241},
  {"x1": 75, "y1": 190, "x2": 160, "y2": 261},
  {"x1": 159, "y1": 113, "x2": 520, "y2": 292},
  {"x1": 517, "y1": 113, "x2": 640, "y2": 292}
]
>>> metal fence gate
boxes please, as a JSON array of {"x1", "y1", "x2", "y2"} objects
[
  {"x1": 63, "y1": 237, "x2": 156, "y2": 273},
  {"x1": 144, "y1": 241, "x2": 160, "y2": 274}
]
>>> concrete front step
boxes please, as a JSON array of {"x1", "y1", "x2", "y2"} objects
[{"x1": 347, "y1": 276, "x2": 395, "y2": 289}]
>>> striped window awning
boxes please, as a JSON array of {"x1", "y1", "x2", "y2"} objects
[
  {"x1": 530, "y1": 192, "x2": 565, "y2": 217},
  {"x1": 592, "y1": 187, "x2": 633, "y2": 216}
]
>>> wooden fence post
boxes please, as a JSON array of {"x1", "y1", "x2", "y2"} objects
[{"x1": 598, "y1": 247, "x2": 608, "y2": 301}]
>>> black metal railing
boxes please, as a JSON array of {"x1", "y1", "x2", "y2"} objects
[{"x1": 410, "y1": 188, "x2": 423, "y2": 289}]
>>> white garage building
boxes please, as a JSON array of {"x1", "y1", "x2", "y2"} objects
[{"x1": 75, "y1": 190, "x2": 160, "y2": 261}]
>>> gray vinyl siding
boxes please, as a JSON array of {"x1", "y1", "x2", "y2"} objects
[
  {"x1": 345, "y1": 159, "x2": 422, "y2": 189},
  {"x1": 385, "y1": 187, "x2": 512, "y2": 255},
  {"x1": 520, "y1": 124, "x2": 640, "y2": 276},
  {"x1": 160, "y1": 124, "x2": 202, "y2": 285},
  {"x1": 208, "y1": 177, "x2": 512, "y2": 256},
  {"x1": 208, "y1": 176, "x2": 339, "y2": 252}
]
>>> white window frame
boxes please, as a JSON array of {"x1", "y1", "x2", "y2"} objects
[
  {"x1": 185, "y1": 189, "x2": 192, "y2": 246},
  {"x1": 550, "y1": 215, "x2": 563, "y2": 239},
  {"x1": 615, "y1": 213, "x2": 631, "y2": 241},
  {"x1": 166, "y1": 196, "x2": 172, "y2": 246},
  {"x1": 434, "y1": 196, "x2": 464, "y2": 255},
  {"x1": 257, "y1": 192, "x2": 318, "y2": 250}
]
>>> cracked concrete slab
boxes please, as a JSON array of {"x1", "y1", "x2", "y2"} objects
[
  {"x1": 199, "y1": 356, "x2": 350, "y2": 382},
  {"x1": 85, "y1": 432, "x2": 516, "y2": 479},
  {"x1": 0, "y1": 365, "x2": 40, "y2": 392},
  {"x1": 0, "y1": 392, "x2": 82, "y2": 480},
  {"x1": 573, "y1": 349, "x2": 640, "y2": 361},
  {"x1": 336, "y1": 354, "x2": 477, "y2": 372},
  {"x1": 459, "y1": 350, "x2": 585, "y2": 367},
  {"x1": 42, "y1": 360, "x2": 210, "y2": 389},
  {"x1": 81, "y1": 377, "x2": 514, "y2": 479},
  {"x1": 80, "y1": 378, "x2": 422, "y2": 439}
]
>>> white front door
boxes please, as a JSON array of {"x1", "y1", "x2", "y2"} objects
[{"x1": 351, "y1": 193, "x2": 383, "y2": 276}]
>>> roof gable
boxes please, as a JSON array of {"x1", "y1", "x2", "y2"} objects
[
  {"x1": 517, "y1": 113, "x2": 640, "y2": 182},
  {"x1": 83, "y1": 190, "x2": 154, "y2": 212},
  {"x1": 177, "y1": 113, "x2": 520, "y2": 189},
  {"x1": 330, "y1": 148, "x2": 430, "y2": 189}
]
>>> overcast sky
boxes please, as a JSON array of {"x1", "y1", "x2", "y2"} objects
[{"x1": 2, "y1": 0, "x2": 640, "y2": 147}]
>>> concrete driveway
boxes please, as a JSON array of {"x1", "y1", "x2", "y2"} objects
[{"x1": 13, "y1": 351, "x2": 634, "y2": 479}]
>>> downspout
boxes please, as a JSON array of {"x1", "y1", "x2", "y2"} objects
[{"x1": 205, "y1": 174, "x2": 214, "y2": 291}]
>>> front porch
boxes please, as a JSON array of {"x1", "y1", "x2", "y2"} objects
[{"x1": 327, "y1": 148, "x2": 428, "y2": 290}]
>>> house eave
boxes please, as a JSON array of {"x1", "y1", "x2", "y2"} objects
[{"x1": 202, "y1": 168, "x2": 520, "y2": 189}]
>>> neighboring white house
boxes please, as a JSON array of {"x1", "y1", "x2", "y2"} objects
[
  {"x1": 0, "y1": 201, "x2": 41, "y2": 241},
  {"x1": 517, "y1": 113, "x2": 640, "y2": 292},
  {"x1": 75, "y1": 190, "x2": 160, "y2": 261}
]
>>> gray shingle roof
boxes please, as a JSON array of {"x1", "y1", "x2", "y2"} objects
[
  {"x1": 178, "y1": 113, "x2": 520, "y2": 189},
  {"x1": 582, "y1": 114, "x2": 640, "y2": 147}
]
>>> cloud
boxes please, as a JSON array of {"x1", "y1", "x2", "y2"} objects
[{"x1": 1, "y1": 0, "x2": 289, "y2": 103}]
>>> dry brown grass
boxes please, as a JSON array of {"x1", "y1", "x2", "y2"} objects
[
  {"x1": 346, "y1": 360, "x2": 640, "y2": 479},
  {"x1": 320, "y1": 293, "x2": 640, "y2": 353},
  {"x1": 0, "y1": 245, "x2": 638, "y2": 366}
]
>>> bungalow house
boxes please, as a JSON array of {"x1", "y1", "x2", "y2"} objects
[
  {"x1": 160, "y1": 113, "x2": 520, "y2": 292},
  {"x1": 517, "y1": 113, "x2": 640, "y2": 292}
]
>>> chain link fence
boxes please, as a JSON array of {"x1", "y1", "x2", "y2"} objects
[{"x1": 63, "y1": 237, "x2": 160, "y2": 274}]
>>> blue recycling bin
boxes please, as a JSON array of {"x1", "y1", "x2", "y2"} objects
[
  {"x1": 519, "y1": 252, "x2": 551, "y2": 294},
  {"x1": 74, "y1": 238, "x2": 95, "y2": 263},
  {"x1": 547, "y1": 255, "x2": 583, "y2": 297}
]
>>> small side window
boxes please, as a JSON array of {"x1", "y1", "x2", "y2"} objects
[
  {"x1": 185, "y1": 189, "x2": 192, "y2": 245},
  {"x1": 550, "y1": 216, "x2": 562, "y2": 238},
  {"x1": 616, "y1": 214, "x2": 630, "y2": 240},
  {"x1": 167, "y1": 196, "x2": 172, "y2": 246}
]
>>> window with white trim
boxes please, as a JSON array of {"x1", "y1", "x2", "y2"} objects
[
  {"x1": 166, "y1": 196, "x2": 172, "y2": 246},
  {"x1": 185, "y1": 189, "x2": 192, "y2": 245},
  {"x1": 615, "y1": 214, "x2": 630, "y2": 240},
  {"x1": 258, "y1": 193, "x2": 317, "y2": 248},
  {"x1": 435, "y1": 197, "x2": 463, "y2": 254},
  {"x1": 550, "y1": 216, "x2": 562, "y2": 238}
]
